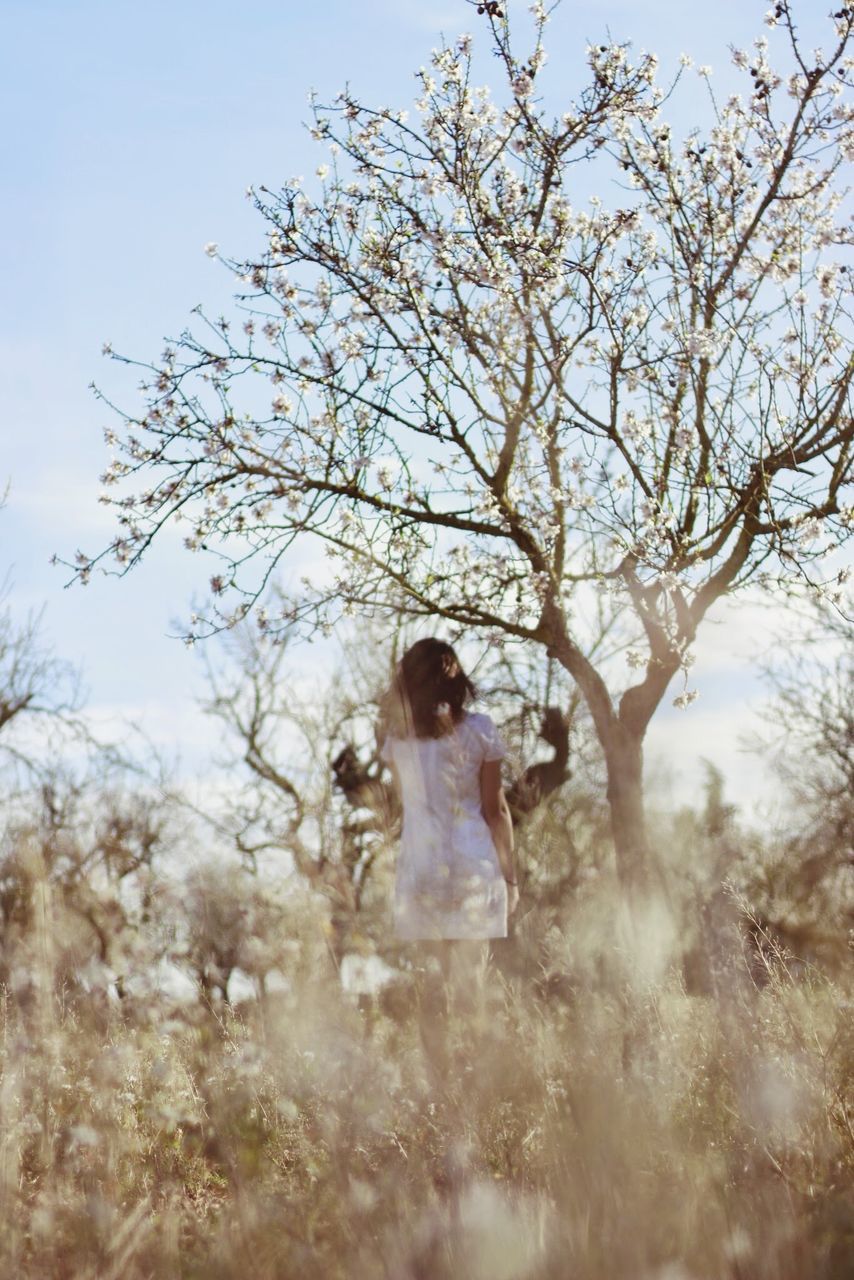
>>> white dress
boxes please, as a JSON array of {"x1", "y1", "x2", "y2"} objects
[{"x1": 380, "y1": 711, "x2": 508, "y2": 941}]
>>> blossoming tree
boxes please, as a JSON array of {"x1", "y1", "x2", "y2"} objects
[{"x1": 73, "y1": 0, "x2": 853, "y2": 886}]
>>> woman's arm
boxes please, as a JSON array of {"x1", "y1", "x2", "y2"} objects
[{"x1": 480, "y1": 760, "x2": 518, "y2": 911}]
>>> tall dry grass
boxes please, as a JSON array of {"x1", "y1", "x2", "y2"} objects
[{"x1": 0, "y1": 837, "x2": 852, "y2": 1280}]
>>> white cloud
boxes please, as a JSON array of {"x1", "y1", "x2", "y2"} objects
[
  {"x1": 645, "y1": 696, "x2": 781, "y2": 816},
  {"x1": 689, "y1": 592, "x2": 792, "y2": 675}
]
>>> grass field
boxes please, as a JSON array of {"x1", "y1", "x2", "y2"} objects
[{"x1": 1, "y1": 867, "x2": 851, "y2": 1280}]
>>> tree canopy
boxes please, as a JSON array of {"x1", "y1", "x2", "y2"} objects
[{"x1": 69, "y1": 0, "x2": 854, "y2": 880}]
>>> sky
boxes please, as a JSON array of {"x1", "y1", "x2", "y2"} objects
[{"x1": 2, "y1": 0, "x2": 847, "y2": 819}]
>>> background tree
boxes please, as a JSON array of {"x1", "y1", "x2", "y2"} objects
[
  {"x1": 761, "y1": 604, "x2": 853, "y2": 854},
  {"x1": 74, "y1": 0, "x2": 854, "y2": 886},
  {"x1": 0, "y1": 538, "x2": 173, "y2": 1005},
  {"x1": 742, "y1": 601, "x2": 853, "y2": 967},
  {"x1": 196, "y1": 617, "x2": 406, "y2": 960},
  {"x1": 174, "y1": 861, "x2": 319, "y2": 1005},
  {"x1": 0, "y1": 595, "x2": 83, "y2": 787},
  {"x1": 0, "y1": 766, "x2": 173, "y2": 1006}
]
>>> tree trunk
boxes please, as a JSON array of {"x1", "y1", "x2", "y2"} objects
[
  {"x1": 602, "y1": 723, "x2": 651, "y2": 890},
  {"x1": 547, "y1": 622, "x2": 655, "y2": 889}
]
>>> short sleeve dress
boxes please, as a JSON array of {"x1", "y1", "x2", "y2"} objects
[{"x1": 380, "y1": 710, "x2": 508, "y2": 941}]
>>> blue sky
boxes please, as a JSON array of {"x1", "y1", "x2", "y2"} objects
[{"x1": 1, "y1": 0, "x2": 844, "y2": 810}]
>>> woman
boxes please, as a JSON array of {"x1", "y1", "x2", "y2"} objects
[{"x1": 379, "y1": 638, "x2": 518, "y2": 1050}]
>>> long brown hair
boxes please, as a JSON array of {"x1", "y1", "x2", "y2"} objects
[{"x1": 379, "y1": 638, "x2": 476, "y2": 740}]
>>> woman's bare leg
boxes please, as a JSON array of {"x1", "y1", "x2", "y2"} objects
[
  {"x1": 446, "y1": 939, "x2": 490, "y2": 1018},
  {"x1": 412, "y1": 940, "x2": 451, "y2": 1083},
  {"x1": 410, "y1": 939, "x2": 492, "y2": 1082}
]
